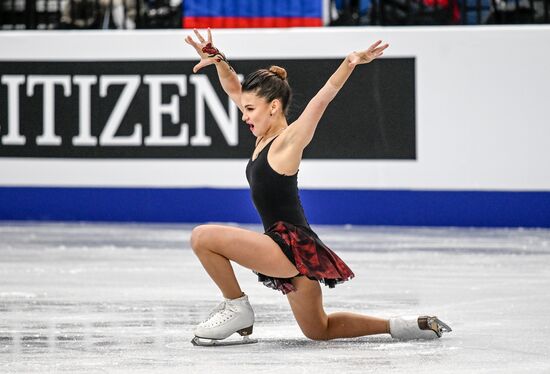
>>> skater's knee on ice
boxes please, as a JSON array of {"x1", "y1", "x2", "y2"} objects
[
  {"x1": 303, "y1": 330, "x2": 329, "y2": 341},
  {"x1": 300, "y1": 325, "x2": 329, "y2": 341}
]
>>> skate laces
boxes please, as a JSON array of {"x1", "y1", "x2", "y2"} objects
[
  {"x1": 202, "y1": 301, "x2": 227, "y2": 322},
  {"x1": 201, "y1": 300, "x2": 239, "y2": 324},
  {"x1": 225, "y1": 301, "x2": 239, "y2": 313}
]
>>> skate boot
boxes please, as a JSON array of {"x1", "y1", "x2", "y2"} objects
[
  {"x1": 389, "y1": 315, "x2": 452, "y2": 340},
  {"x1": 191, "y1": 294, "x2": 256, "y2": 346}
]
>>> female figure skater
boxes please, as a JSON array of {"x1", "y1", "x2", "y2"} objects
[{"x1": 186, "y1": 29, "x2": 450, "y2": 345}]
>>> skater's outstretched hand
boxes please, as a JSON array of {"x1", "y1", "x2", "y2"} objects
[
  {"x1": 347, "y1": 40, "x2": 389, "y2": 68},
  {"x1": 185, "y1": 28, "x2": 230, "y2": 73}
]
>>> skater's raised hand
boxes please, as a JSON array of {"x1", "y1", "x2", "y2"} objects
[
  {"x1": 347, "y1": 40, "x2": 389, "y2": 68},
  {"x1": 185, "y1": 28, "x2": 214, "y2": 73},
  {"x1": 185, "y1": 28, "x2": 231, "y2": 73}
]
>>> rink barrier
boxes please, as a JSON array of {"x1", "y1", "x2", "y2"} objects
[
  {"x1": 1, "y1": 28, "x2": 550, "y2": 227},
  {"x1": 1, "y1": 187, "x2": 549, "y2": 228}
]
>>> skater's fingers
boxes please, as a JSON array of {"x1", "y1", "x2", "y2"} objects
[
  {"x1": 193, "y1": 29, "x2": 206, "y2": 43},
  {"x1": 193, "y1": 60, "x2": 213, "y2": 73},
  {"x1": 368, "y1": 40, "x2": 382, "y2": 51},
  {"x1": 375, "y1": 43, "x2": 390, "y2": 53},
  {"x1": 185, "y1": 35, "x2": 195, "y2": 46},
  {"x1": 185, "y1": 36, "x2": 202, "y2": 52}
]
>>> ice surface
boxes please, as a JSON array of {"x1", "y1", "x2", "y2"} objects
[{"x1": 1, "y1": 222, "x2": 550, "y2": 373}]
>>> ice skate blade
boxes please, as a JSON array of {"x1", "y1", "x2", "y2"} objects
[
  {"x1": 419, "y1": 316, "x2": 452, "y2": 338},
  {"x1": 191, "y1": 335, "x2": 258, "y2": 347},
  {"x1": 432, "y1": 317, "x2": 452, "y2": 333}
]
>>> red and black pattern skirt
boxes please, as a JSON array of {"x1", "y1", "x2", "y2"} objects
[{"x1": 257, "y1": 221, "x2": 355, "y2": 294}]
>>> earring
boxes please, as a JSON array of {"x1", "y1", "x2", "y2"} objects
[{"x1": 270, "y1": 112, "x2": 273, "y2": 116}]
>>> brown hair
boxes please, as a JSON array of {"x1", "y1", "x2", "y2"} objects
[{"x1": 241, "y1": 65, "x2": 292, "y2": 115}]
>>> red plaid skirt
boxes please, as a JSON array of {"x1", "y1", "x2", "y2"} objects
[{"x1": 258, "y1": 221, "x2": 355, "y2": 294}]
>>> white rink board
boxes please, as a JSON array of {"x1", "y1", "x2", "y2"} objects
[{"x1": 1, "y1": 27, "x2": 549, "y2": 191}]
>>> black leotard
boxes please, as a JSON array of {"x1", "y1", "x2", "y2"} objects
[{"x1": 245, "y1": 137, "x2": 309, "y2": 231}]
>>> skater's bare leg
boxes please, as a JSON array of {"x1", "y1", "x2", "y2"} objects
[
  {"x1": 287, "y1": 276, "x2": 389, "y2": 341},
  {"x1": 191, "y1": 224, "x2": 299, "y2": 299}
]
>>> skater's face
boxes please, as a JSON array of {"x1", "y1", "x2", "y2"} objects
[{"x1": 241, "y1": 91, "x2": 278, "y2": 138}]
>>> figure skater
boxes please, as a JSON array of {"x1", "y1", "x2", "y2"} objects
[{"x1": 185, "y1": 29, "x2": 451, "y2": 346}]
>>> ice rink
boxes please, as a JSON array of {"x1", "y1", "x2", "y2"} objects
[{"x1": 1, "y1": 222, "x2": 550, "y2": 373}]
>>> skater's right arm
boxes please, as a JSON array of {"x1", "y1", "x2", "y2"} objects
[{"x1": 185, "y1": 28, "x2": 243, "y2": 112}]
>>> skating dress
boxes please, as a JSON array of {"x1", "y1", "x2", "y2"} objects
[{"x1": 245, "y1": 136, "x2": 354, "y2": 294}]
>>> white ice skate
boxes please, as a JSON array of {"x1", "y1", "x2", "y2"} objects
[
  {"x1": 191, "y1": 294, "x2": 257, "y2": 346},
  {"x1": 389, "y1": 315, "x2": 452, "y2": 340}
]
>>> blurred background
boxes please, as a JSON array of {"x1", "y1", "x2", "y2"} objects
[{"x1": 1, "y1": 0, "x2": 548, "y2": 30}]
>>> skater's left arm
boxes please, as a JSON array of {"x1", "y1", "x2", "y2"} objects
[{"x1": 287, "y1": 40, "x2": 389, "y2": 149}]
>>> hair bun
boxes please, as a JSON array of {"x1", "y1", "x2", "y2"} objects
[{"x1": 269, "y1": 65, "x2": 288, "y2": 80}]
